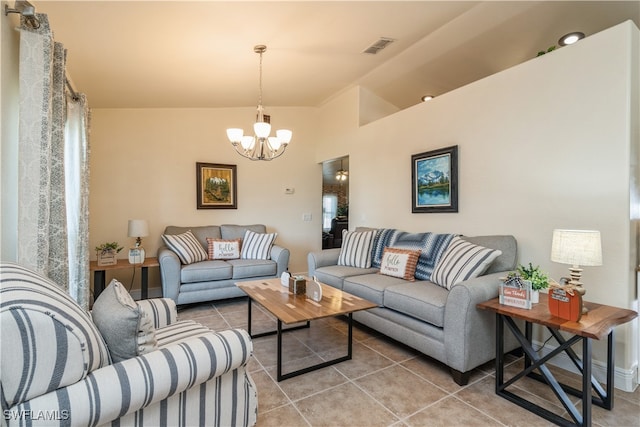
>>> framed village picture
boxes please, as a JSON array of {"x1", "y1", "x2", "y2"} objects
[
  {"x1": 196, "y1": 162, "x2": 237, "y2": 209},
  {"x1": 411, "y1": 145, "x2": 458, "y2": 213}
]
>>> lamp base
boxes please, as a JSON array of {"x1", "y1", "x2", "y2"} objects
[{"x1": 128, "y1": 247, "x2": 146, "y2": 264}]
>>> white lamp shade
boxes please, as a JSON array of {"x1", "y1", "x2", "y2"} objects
[
  {"x1": 254, "y1": 121, "x2": 271, "y2": 138},
  {"x1": 241, "y1": 136, "x2": 255, "y2": 150},
  {"x1": 127, "y1": 219, "x2": 149, "y2": 238},
  {"x1": 276, "y1": 129, "x2": 292, "y2": 144},
  {"x1": 268, "y1": 136, "x2": 282, "y2": 150},
  {"x1": 551, "y1": 229, "x2": 602, "y2": 266},
  {"x1": 226, "y1": 128, "x2": 243, "y2": 143}
]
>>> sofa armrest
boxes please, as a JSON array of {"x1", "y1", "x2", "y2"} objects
[
  {"x1": 307, "y1": 248, "x2": 341, "y2": 277},
  {"x1": 443, "y1": 271, "x2": 505, "y2": 373},
  {"x1": 137, "y1": 298, "x2": 177, "y2": 328},
  {"x1": 8, "y1": 329, "x2": 253, "y2": 427},
  {"x1": 158, "y1": 246, "x2": 181, "y2": 301},
  {"x1": 270, "y1": 244, "x2": 290, "y2": 276}
]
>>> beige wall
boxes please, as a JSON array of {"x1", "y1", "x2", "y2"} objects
[
  {"x1": 316, "y1": 21, "x2": 639, "y2": 387},
  {"x1": 0, "y1": 3, "x2": 20, "y2": 261},
  {"x1": 90, "y1": 107, "x2": 321, "y2": 281}
]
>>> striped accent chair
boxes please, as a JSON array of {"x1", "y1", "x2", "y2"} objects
[{"x1": 1, "y1": 263, "x2": 258, "y2": 426}]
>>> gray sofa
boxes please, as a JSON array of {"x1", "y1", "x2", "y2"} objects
[
  {"x1": 159, "y1": 224, "x2": 289, "y2": 305},
  {"x1": 308, "y1": 233, "x2": 519, "y2": 385}
]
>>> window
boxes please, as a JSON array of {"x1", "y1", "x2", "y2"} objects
[{"x1": 322, "y1": 194, "x2": 338, "y2": 231}]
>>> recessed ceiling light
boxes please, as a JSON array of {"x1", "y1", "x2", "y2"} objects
[
  {"x1": 421, "y1": 95, "x2": 434, "y2": 102},
  {"x1": 558, "y1": 32, "x2": 585, "y2": 46}
]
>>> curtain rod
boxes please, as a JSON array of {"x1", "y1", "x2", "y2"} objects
[
  {"x1": 66, "y1": 78, "x2": 79, "y2": 101},
  {"x1": 4, "y1": 1, "x2": 41, "y2": 29}
]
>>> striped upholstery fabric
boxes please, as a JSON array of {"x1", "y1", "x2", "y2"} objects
[
  {"x1": 338, "y1": 229, "x2": 376, "y2": 268},
  {"x1": 137, "y1": 298, "x2": 177, "y2": 328},
  {"x1": 0, "y1": 263, "x2": 111, "y2": 409},
  {"x1": 240, "y1": 230, "x2": 277, "y2": 260},
  {"x1": 431, "y1": 236, "x2": 503, "y2": 290},
  {"x1": 6, "y1": 329, "x2": 257, "y2": 427},
  {"x1": 1, "y1": 263, "x2": 258, "y2": 426},
  {"x1": 162, "y1": 230, "x2": 208, "y2": 264}
]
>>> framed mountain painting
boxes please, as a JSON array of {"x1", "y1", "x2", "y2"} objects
[{"x1": 411, "y1": 145, "x2": 458, "y2": 213}]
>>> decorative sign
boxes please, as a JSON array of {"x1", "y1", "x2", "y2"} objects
[
  {"x1": 548, "y1": 287, "x2": 583, "y2": 321},
  {"x1": 499, "y1": 277, "x2": 532, "y2": 309}
]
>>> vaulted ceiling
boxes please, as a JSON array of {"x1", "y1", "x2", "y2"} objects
[{"x1": 33, "y1": 1, "x2": 640, "y2": 110}]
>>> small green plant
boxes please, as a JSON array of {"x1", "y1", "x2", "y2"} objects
[
  {"x1": 536, "y1": 45, "x2": 557, "y2": 57},
  {"x1": 509, "y1": 263, "x2": 549, "y2": 291},
  {"x1": 95, "y1": 242, "x2": 123, "y2": 255}
]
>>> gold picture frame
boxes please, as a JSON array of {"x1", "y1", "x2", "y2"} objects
[{"x1": 196, "y1": 162, "x2": 237, "y2": 209}]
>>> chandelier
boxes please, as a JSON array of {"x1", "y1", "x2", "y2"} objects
[{"x1": 226, "y1": 45, "x2": 292, "y2": 161}]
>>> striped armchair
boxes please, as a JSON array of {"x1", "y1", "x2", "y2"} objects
[{"x1": 0, "y1": 263, "x2": 258, "y2": 426}]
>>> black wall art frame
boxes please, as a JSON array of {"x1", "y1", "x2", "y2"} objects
[
  {"x1": 196, "y1": 162, "x2": 237, "y2": 209},
  {"x1": 411, "y1": 145, "x2": 458, "y2": 213}
]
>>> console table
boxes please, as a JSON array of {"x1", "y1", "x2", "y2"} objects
[
  {"x1": 477, "y1": 297, "x2": 636, "y2": 427},
  {"x1": 89, "y1": 257, "x2": 159, "y2": 300}
]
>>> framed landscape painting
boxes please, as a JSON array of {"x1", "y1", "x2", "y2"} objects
[
  {"x1": 196, "y1": 163, "x2": 237, "y2": 209},
  {"x1": 411, "y1": 145, "x2": 458, "y2": 213}
]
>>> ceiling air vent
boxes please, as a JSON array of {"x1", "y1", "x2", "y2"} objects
[{"x1": 362, "y1": 37, "x2": 395, "y2": 55}]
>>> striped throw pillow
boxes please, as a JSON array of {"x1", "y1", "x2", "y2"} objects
[
  {"x1": 241, "y1": 230, "x2": 277, "y2": 260},
  {"x1": 379, "y1": 247, "x2": 421, "y2": 281},
  {"x1": 162, "y1": 230, "x2": 208, "y2": 264},
  {"x1": 430, "y1": 236, "x2": 502, "y2": 290},
  {"x1": 207, "y1": 238, "x2": 241, "y2": 260},
  {"x1": 338, "y1": 230, "x2": 376, "y2": 268}
]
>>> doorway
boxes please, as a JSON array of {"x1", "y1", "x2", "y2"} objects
[{"x1": 321, "y1": 156, "x2": 349, "y2": 249}]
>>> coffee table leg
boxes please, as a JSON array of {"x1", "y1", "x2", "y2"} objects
[
  {"x1": 247, "y1": 298, "x2": 253, "y2": 337},
  {"x1": 277, "y1": 319, "x2": 283, "y2": 381}
]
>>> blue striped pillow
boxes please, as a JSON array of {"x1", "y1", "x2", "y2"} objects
[
  {"x1": 162, "y1": 230, "x2": 208, "y2": 264},
  {"x1": 430, "y1": 237, "x2": 502, "y2": 290},
  {"x1": 338, "y1": 230, "x2": 376, "y2": 268},
  {"x1": 241, "y1": 230, "x2": 277, "y2": 260}
]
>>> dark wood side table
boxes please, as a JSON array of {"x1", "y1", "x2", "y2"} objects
[
  {"x1": 89, "y1": 257, "x2": 159, "y2": 300},
  {"x1": 477, "y1": 297, "x2": 636, "y2": 427}
]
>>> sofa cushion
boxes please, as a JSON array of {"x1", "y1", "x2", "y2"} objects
[
  {"x1": 241, "y1": 230, "x2": 277, "y2": 259},
  {"x1": 338, "y1": 229, "x2": 376, "y2": 268},
  {"x1": 383, "y1": 281, "x2": 449, "y2": 327},
  {"x1": 181, "y1": 260, "x2": 233, "y2": 283},
  {"x1": 221, "y1": 224, "x2": 266, "y2": 240},
  {"x1": 379, "y1": 247, "x2": 421, "y2": 281},
  {"x1": 207, "y1": 238, "x2": 241, "y2": 260},
  {"x1": 343, "y1": 273, "x2": 406, "y2": 305},
  {"x1": 164, "y1": 225, "x2": 221, "y2": 249},
  {"x1": 371, "y1": 229, "x2": 455, "y2": 280},
  {"x1": 314, "y1": 265, "x2": 379, "y2": 290},
  {"x1": 92, "y1": 279, "x2": 158, "y2": 363},
  {"x1": 162, "y1": 230, "x2": 208, "y2": 264},
  {"x1": 431, "y1": 236, "x2": 502, "y2": 290},
  {"x1": 0, "y1": 263, "x2": 110, "y2": 409},
  {"x1": 227, "y1": 259, "x2": 277, "y2": 279}
]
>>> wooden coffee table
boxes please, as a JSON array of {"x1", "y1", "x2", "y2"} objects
[{"x1": 236, "y1": 278, "x2": 376, "y2": 381}]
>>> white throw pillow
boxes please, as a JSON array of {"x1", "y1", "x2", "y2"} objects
[
  {"x1": 207, "y1": 238, "x2": 241, "y2": 260},
  {"x1": 338, "y1": 230, "x2": 376, "y2": 268},
  {"x1": 241, "y1": 230, "x2": 277, "y2": 260},
  {"x1": 162, "y1": 230, "x2": 208, "y2": 265},
  {"x1": 431, "y1": 236, "x2": 502, "y2": 290},
  {"x1": 379, "y1": 247, "x2": 421, "y2": 281}
]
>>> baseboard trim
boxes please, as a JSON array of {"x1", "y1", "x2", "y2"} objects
[{"x1": 534, "y1": 339, "x2": 638, "y2": 392}]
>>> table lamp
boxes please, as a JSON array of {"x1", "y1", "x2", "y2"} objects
[
  {"x1": 550, "y1": 229, "x2": 602, "y2": 310},
  {"x1": 127, "y1": 219, "x2": 149, "y2": 264}
]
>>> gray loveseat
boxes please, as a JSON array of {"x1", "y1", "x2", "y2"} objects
[
  {"x1": 308, "y1": 232, "x2": 519, "y2": 385},
  {"x1": 159, "y1": 224, "x2": 289, "y2": 305}
]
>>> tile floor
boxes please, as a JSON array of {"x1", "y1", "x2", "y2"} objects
[{"x1": 178, "y1": 299, "x2": 639, "y2": 427}]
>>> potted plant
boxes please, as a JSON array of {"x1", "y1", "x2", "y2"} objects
[
  {"x1": 510, "y1": 262, "x2": 549, "y2": 303},
  {"x1": 95, "y1": 242, "x2": 123, "y2": 266}
]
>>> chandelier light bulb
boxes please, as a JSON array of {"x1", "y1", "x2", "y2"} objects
[
  {"x1": 241, "y1": 136, "x2": 255, "y2": 150},
  {"x1": 276, "y1": 129, "x2": 292, "y2": 145},
  {"x1": 226, "y1": 128, "x2": 243, "y2": 143},
  {"x1": 268, "y1": 137, "x2": 282, "y2": 150}
]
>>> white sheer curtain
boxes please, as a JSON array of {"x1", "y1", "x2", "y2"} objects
[{"x1": 17, "y1": 14, "x2": 91, "y2": 308}]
